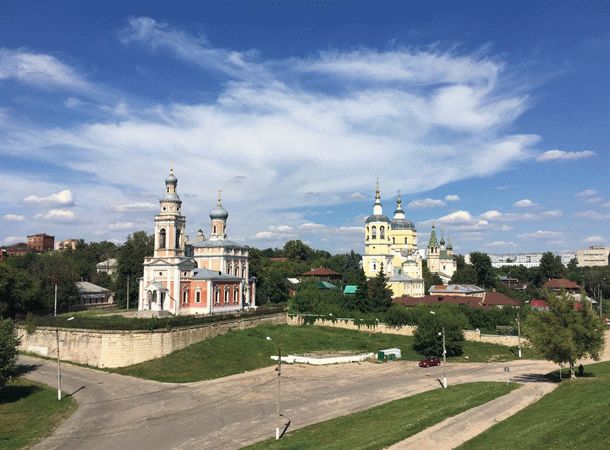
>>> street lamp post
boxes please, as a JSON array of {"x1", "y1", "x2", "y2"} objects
[
  {"x1": 516, "y1": 309, "x2": 522, "y2": 359},
  {"x1": 430, "y1": 311, "x2": 447, "y2": 388},
  {"x1": 266, "y1": 336, "x2": 282, "y2": 440},
  {"x1": 56, "y1": 316, "x2": 74, "y2": 400}
]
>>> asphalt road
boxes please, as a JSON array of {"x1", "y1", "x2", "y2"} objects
[{"x1": 21, "y1": 356, "x2": 558, "y2": 449}]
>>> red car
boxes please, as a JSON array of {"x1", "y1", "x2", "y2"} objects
[{"x1": 419, "y1": 357, "x2": 441, "y2": 368}]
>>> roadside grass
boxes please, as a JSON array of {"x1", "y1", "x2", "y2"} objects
[
  {"x1": 246, "y1": 382, "x2": 518, "y2": 450},
  {"x1": 459, "y1": 361, "x2": 610, "y2": 450},
  {"x1": 114, "y1": 325, "x2": 533, "y2": 382},
  {"x1": 0, "y1": 378, "x2": 76, "y2": 449}
]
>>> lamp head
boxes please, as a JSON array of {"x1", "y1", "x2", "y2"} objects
[
  {"x1": 266, "y1": 336, "x2": 272, "y2": 341},
  {"x1": 430, "y1": 311, "x2": 436, "y2": 315},
  {"x1": 67, "y1": 317, "x2": 75, "y2": 321}
]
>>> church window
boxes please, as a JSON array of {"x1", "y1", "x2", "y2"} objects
[
  {"x1": 195, "y1": 290, "x2": 201, "y2": 304},
  {"x1": 392, "y1": 237, "x2": 395, "y2": 244},
  {"x1": 234, "y1": 266, "x2": 239, "y2": 276},
  {"x1": 372, "y1": 226, "x2": 377, "y2": 239},
  {"x1": 175, "y1": 228, "x2": 181, "y2": 248},
  {"x1": 380, "y1": 226, "x2": 385, "y2": 239},
  {"x1": 372, "y1": 261, "x2": 377, "y2": 271},
  {"x1": 183, "y1": 290, "x2": 188, "y2": 304},
  {"x1": 213, "y1": 225, "x2": 217, "y2": 234},
  {"x1": 234, "y1": 288, "x2": 238, "y2": 304},
  {"x1": 215, "y1": 289, "x2": 220, "y2": 304},
  {"x1": 159, "y1": 229, "x2": 166, "y2": 248},
  {"x1": 167, "y1": 186, "x2": 170, "y2": 193},
  {"x1": 242, "y1": 267, "x2": 246, "y2": 278},
  {"x1": 405, "y1": 238, "x2": 408, "y2": 244},
  {"x1": 224, "y1": 288, "x2": 229, "y2": 304}
]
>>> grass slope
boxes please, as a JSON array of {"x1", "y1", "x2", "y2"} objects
[
  {"x1": 115, "y1": 324, "x2": 530, "y2": 382},
  {"x1": 459, "y1": 361, "x2": 610, "y2": 450},
  {"x1": 246, "y1": 382, "x2": 518, "y2": 449},
  {"x1": 0, "y1": 379, "x2": 77, "y2": 449}
]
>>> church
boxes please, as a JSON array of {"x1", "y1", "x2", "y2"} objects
[
  {"x1": 426, "y1": 224, "x2": 457, "y2": 282},
  {"x1": 362, "y1": 183, "x2": 425, "y2": 297},
  {"x1": 138, "y1": 170, "x2": 256, "y2": 315}
]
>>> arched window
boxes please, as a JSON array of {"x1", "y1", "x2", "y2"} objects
[
  {"x1": 392, "y1": 237, "x2": 395, "y2": 244},
  {"x1": 224, "y1": 288, "x2": 229, "y2": 304},
  {"x1": 233, "y1": 288, "x2": 238, "y2": 304},
  {"x1": 182, "y1": 290, "x2": 188, "y2": 304},
  {"x1": 159, "y1": 229, "x2": 166, "y2": 248},
  {"x1": 242, "y1": 267, "x2": 246, "y2": 278},
  {"x1": 213, "y1": 225, "x2": 217, "y2": 234},
  {"x1": 175, "y1": 228, "x2": 181, "y2": 249},
  {"x1": 380, "y1": 226, "x2": 385, "y2": 239},
  {"x1": 372, "y1": 260, "x2": 377, "y2": 272},
  {"x1": 372, "y1": 226, "x2": 377, "y2": 239},
  {"x1": 215, "y1": 289, "x2": 220, "y2": 304},
  {"x1": 234, "y1": 266, "x2": 239, "y2": 276},
  {"x1": 195, "y1": 290, "x2": 201, "y2": 304},
  {"x1": 405, "y1": 237, "x2": 408, "y2": 244}
]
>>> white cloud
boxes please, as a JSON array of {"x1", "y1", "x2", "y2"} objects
[
  {"x1": 541, "y1": 209, "x2": 563, "y2": 218},
  {"x1": 43, "y1": 209, "x2": 75, "y2": 221},
  {"x1": 444, "y1": 194, "x2": 460, "y2": 202},
  {"x1": 517, "y1": 230, "x2": 563, "y2": 239},
  {"x1": 2, "y1": 236, "x2": 26, "y2": 245},
  {"x1": 513, "y1": 199, "x2": 536, "y2": 208},
  {"x1": 298, "y1": 222, "x2": 327, "y2": 231},
  {"x1": 480, "y1": 210, "x2": 503, "y2": 220},
  {"x1": 113, "y1": 202, "x2": 156, "y2": 212},
  {"x1": 537, "y1": 150, "x2": 595, "y2": 162},
  {"x1": 23, "y1": 189, "x2": 74, "y2": 206},
  {"x1": 0, "y1": 48, "x2": 91, "y2": 91},
  {"x1": 346, "y1": 192, "x2": 366, "y2": 201},
  {"x1": 487, "y1": 240, "x2": 519, "y2": 248},
  {"x1": 602, "y1": 202, "x2": 610, "y2": 208},
  {"x1": 584, "y1": 235, "x2": 605, "y2": 244},
  {"x1": 586, "y1": 197, "x2": 603, "y2": 204},
  {"x1": 2, "y1": 214, "x2": 25, "y2": 222},
  {"x1": 574, "y1": 210, "x2": 610, "y2": 220},
  {"x1": 108, "y1": 222, "x2": 137, "y2": 231},
  {"x1": 480, "y1": 209, "x2": 562, "y2": 221},
  {"x1": 408, "y1": 198, "x2": 446, "y2": 208},
  {"x1": 576, "y1": 189, "x2": 598, "y2": 197}
]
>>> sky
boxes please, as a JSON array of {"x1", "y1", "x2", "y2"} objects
[{"x1": 0, "y1": 0, "x2": 608, "y2": 255}]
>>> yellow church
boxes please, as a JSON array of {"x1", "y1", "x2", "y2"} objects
[{"x1": 362, "y1": 183, "x2": 425, "y2": 297}]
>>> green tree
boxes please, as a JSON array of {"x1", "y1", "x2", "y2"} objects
[
  {"x1": 450, "y1": 264, "x2": 477, "y2": 285},
  {"x1": 0, "y1": 264, "x2": 41, "y2": 318},
  {"x1": 539, "y1": 252, "x2": 566, "y2": 281},
  {"x1": 283, "y1": 240, "x2": 314, "y2": 261},
  {"x1": 367, "y1": 265, "x2": 393, "y2": 312},
  {"x1": 469, "y1": 252, "x2": 497, "y2": 288},
  {"x1": 114, "y1": 231, "x2": 154, "y2": 308},
  {"x1": 0, "y1": 319, "x2": 20, "y2": 389},
  {"x1": 423, "y1": 262, "x2": 443, "y2": 294},
  {"x1": 413, "y1": 313, "x2": 464, "y2": 357},
  {"x1": 525, "y1": 291, "x2": 605, "y2": 379},
  {"x1": 341, "y1": 251, "x2": 362, "y2": 286},
  {"x1": 345, "y1": 268, "x2": 370, "y2": 312}
]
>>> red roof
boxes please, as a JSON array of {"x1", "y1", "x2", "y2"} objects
[
  {"x1": 301, "y1": 267, "x2": 341, "y2": 277},
  {"x1": 544, "y1": 278, "x2": 580, "y2": 290},
  {"x1": 393, "y1": 295, "x2": 483, "y2": 307},
  {"x1": 482, "y1": 292, "x2": 521, "y2": 307},
  {"x1": 531, "y1": 299, "x2": 547, "y2": 308}
]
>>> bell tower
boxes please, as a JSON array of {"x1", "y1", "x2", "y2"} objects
[
  {"x1": 209, "y1": 191, "x2": 229, "y2": 240},
  {"x1": 154, "y1": 169, "x2": 186, "y2": 258}
]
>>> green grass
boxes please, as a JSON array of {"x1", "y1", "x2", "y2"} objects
[
  {"x1": 0, "y1": 378, "x2": 77, "y2": 449},
  {"x1": 459, "y1": 361, "x2": 610, "y2": 450},
  {"x1": 246, "y1": 382, "x2": 518, "y2": 449},
  {"x1": 114, "y1": 325, "x2": 532, "y2": 382}
]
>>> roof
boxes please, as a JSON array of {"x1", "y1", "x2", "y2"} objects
[
  {"x1": 191, "y1": 268, "x2": 242, "y2": 281},
  {"x1": 302, "y1": 267, "x2": 341, "y2": 277},
  {"x1": 394, "y1": 295, "x2": 482, "y2": 307},
  {"x1": 286, "y1": 278, "x2": 300, "y2": 285},
  {"x1": 429, "y1": 284, "x2": 485, "y2": 294},
  {"x1": 531, "y1": 299, "x2": 547, "y2": 308},
  {"x1": 482, "y1": 292, "x2": 521, "y2": 307},
  {"x1": 76, "y1": 281, "x2": 110, "y2": 294},
  {"x1": 191, "y1": 239, "x2": 247, "y2": 250},
  {"x1": 316, "y1": 281, "x2": 338, "y2": 289},
  {"x1": 343, "y1": 285, "x2": 358, "y2": 295},
  {"x1": 544, "y1": 278, "x2": 580, "y2": 290},
  {"x1": 390, "y1": 218, "x2": 416, "y2": 230},
  {"x1": 365, "y1": 214, "x2": 390, "y2": 223},
  {"x1": 96, "y1": 258, "x2": 117, "y2": 268}
]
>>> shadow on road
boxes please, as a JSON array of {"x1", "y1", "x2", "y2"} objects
[
  {"x1": 13, "y1": 363, "x2": 40, "y2": 377},
  {"x1": 510, "y1": 373, "x2": 552, "y2": 383}
]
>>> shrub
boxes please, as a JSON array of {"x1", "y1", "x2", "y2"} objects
[{"x1": 0, "y1": 319, "x2": 21, "y2": 388}]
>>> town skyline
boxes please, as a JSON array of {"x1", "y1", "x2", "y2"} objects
[{"x1": 1, "y1": 1, "x2": 608, "y2": 254}]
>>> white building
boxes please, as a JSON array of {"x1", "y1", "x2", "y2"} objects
[
  {"x1": 576, "y1": 246, "x2": 610, "y2": 267},
  {"x1": 486, "y1": 252, "x2": 575, "y2": 269}
]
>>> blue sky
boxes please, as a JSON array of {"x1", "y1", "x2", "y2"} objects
[{"x1": 1, "y1": 0, "x2": 608, "y2": 254}]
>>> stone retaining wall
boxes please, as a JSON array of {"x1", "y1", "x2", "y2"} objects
[{"x1": 18, "y1": 312, "x2": 287, "y2": 368}]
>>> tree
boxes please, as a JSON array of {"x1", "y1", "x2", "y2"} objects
[
  {"x1": 539, "y1": 252, "x2": 566, "y2": 281},
  {"x1": 450, "y1": 264, "x2": 477, "y2": 285},
  {"x1": 367, "y1": 265, "x2": 393, "y2": 312},
  {"x1": 341, "y1": 251, "x2": 362, "y2": 286},
  {"x1": 413, "y1": 313, "x2": 464, "y2": 357},
  {"x1": 114, "y1": 231, "x2": 154, "y2": 308},
  {"x1": 283, "y1": 240, "x2": 314, "y2": 261},
  {"x1": 423, "y1": 262, "x2": 443, "y2": 294},
  {"x1": 0, "y1": 319, "x2": 20, "y2": 389},
  {"x1": 525, "y1": 291, "x2": 605, "y2": 379},
  {"x1": 0, "y1": 264, "x2": 41, "y2": 318},
  {"x1": 469, "y1": 252, "x2": 497, "y2": 288},
  {"x1": 345, "y1": 268, "x2": 370, "y2": 312}
]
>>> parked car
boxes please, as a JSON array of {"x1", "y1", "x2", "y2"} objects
[{"x1": 419, "y1": 357, "x2": 441, "y2": 368}]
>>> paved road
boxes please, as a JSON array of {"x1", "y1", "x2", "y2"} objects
[
  {"x1": 389, "y1": 380, "x2": 557, "y2": 449},
  {"x1": 21, "y1": 356, "x2": 558, "y2": 449}
]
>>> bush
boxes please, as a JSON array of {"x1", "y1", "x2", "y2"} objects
[
  {"x1": 0, "y1": 319, "x2": 21, "y2": 389},
  {"x1": 413, "y1": 314, "x2": 464, "y2": 357}
]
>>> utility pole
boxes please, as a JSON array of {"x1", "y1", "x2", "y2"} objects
[
  {"x1": 266, "y1": 336, "x2": 282, "y2": 440},
  {"x1": 56, "y1": 326, "x2": 61, "y2": 400},
  {"x1": 54, "y1": 283, "x2": 58, "y2": 317},
  {"x1": 517, "y1": 309, "x2": 522, "y2": 359},
  {"x1": 126, "y1": 274, "x2": 130, "y2": 310},
  {"x1": 442, "y1": 326, "x2": 447, "y2": 389}
]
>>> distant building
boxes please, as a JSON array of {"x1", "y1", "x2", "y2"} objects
[
  {"x1": 486, "y1": 252, "x2": 575, "y2": 268},
  {"x1": 96, "y1": 258, "x2": 118, "y2": 276},
  {"x1": 301, "y1": 267, "x2": 342, "y2": 283},
  {"x1": 27, "y1": 233, "x2": 54, "y2": 252},
  {"x1": 426, "y1": 225, "x2": 457, "y2": 282},
  {"x1": 498, "y1": 276, "x2": 527, "y2": 291},
  {"x1": 576, "y1": 246, "x2": 610, "y2": 267},
  {"x1": 56, "y1": 239, "x2": 80, "y2": 251},
  {"x1": 394, "y1": 291, "x2": 520, "y2": 309},
  {"x1": 543, "y1": 278, "x2": 580, "y2": 293},
  {"x1": 428, "y1": 284, "x2": 486, "y2": 297},
  {"x1": 76, "y1": 281, "x2": 114, "y2": 308},
  {"x1": 4, "y1": 243, "x2": 32, "y2": 257}
]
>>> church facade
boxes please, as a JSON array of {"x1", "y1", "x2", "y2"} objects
[
  {"x1": 138, "y1": 170, "x2": 256, "y2": 315},
  {"x1": 426, "y1": 224, "x2": 457, "y2": 282},
  {"x1": 362, "y1": 184, "x2": 424, "y2": 298}
]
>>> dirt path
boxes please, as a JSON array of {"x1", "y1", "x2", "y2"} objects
[{"x1": 388, "y1": 380, "x2": 557, "y2": 449}]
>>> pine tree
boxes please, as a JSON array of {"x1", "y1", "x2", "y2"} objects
[{"x1": 367, "y1": 264, "x2": 393, "y2": 312}]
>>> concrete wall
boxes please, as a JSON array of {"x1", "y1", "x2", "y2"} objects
[
  {"x1": 287, "y1": 315, "x2": 524, "y2": 346},
  {"x1": 18, "y1": 312, "x2": 287, "y2": 368}
]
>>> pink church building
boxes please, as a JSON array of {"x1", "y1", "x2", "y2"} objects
[{"x1": 138, "y1": 170, "x2": 256, "y2": 315}]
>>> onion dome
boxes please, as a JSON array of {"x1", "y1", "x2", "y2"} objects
[
  {"x1": 165, "y1": 168, "x2": 177, "y2": 185},
  {"x1": 210, "y1": 191, "x2": 228, "y2": 220}
]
